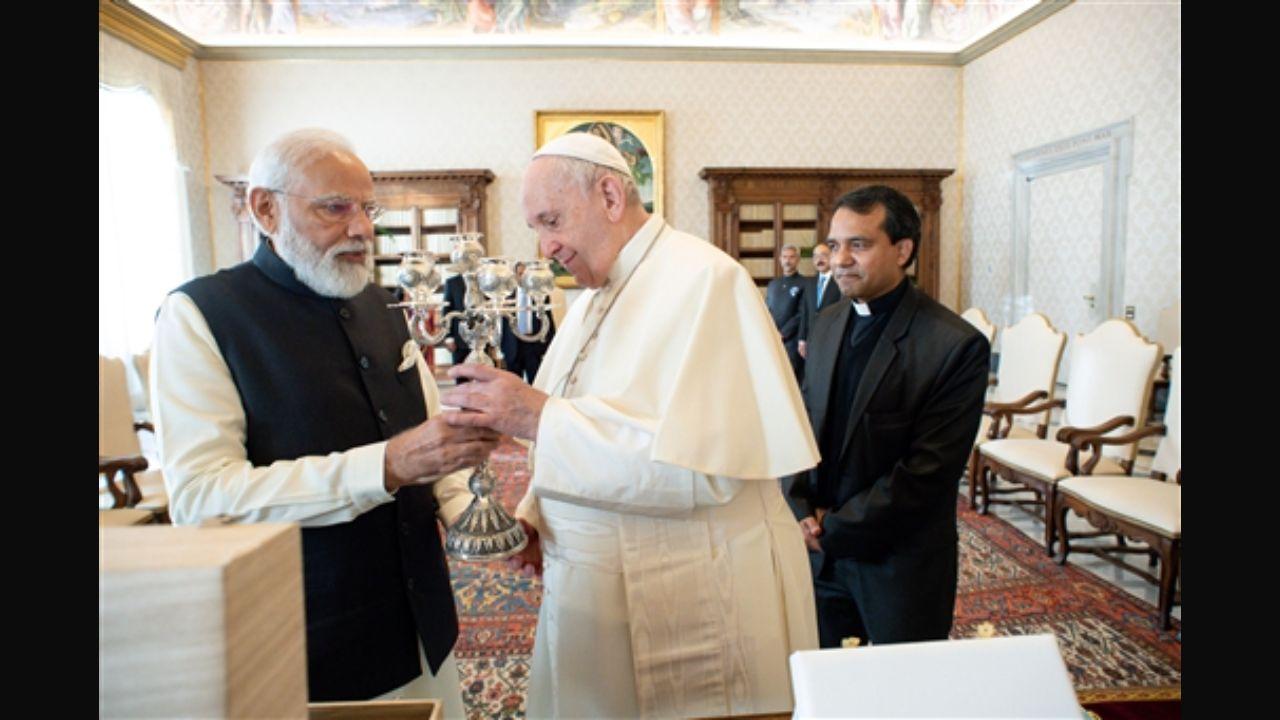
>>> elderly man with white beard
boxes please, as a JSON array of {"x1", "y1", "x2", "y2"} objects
[{"x1": 149, "y1": 128, "x2": 498, "y2": 713}]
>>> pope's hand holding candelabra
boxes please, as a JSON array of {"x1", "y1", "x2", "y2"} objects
[{"x1": 390, "y1": 233, "x2": 555, "y2": 560}]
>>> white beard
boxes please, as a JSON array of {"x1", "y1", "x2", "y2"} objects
[{"x1": 273, "y1": 216, "x2": 373, "y2": 299}]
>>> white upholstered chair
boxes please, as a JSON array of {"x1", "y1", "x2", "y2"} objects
[
  {"x1": 1056, "y1": 347, "x2": 1181, "y2": 630},
  {"x1": 974, "y1": 320, "x2": 1161, "y2": 554},
  {"x1": 99, "y1": 355, "x2": 168, "y2": 521},
  {"x1": 960, "y1": 307, "x2": 997, "y2": 347},
  {"x1": 1156, "y1": 302, "x2": 1181, "y2": 365},
  {"x1": 967, "y1": 313, "x2": 1067, "y2": 506}
]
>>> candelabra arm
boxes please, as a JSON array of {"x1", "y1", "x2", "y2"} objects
[{"x1": 511, "y1": 317, "x2": 550, "y2": 344}]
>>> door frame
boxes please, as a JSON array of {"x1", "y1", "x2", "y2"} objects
[{"x1": 1008, "y1": 119, "x2": 1134, "y2": 328}]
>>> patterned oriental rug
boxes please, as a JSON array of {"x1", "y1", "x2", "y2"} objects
[{"x1": 448, "y1": 440, "x2": 1182, "y2": 719}]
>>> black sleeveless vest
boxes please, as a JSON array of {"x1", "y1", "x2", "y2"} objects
[{"x1": 179, "y1": 242, "x2": 459, "y2": 701}]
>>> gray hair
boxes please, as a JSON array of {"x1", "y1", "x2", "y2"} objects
[
  {"x1": 780, "y1": 244, "x2": 800, "y2": 254},
  {"x1": 247, "y1": 128, "x2": 357, "y2": 234},
  {"x1": 541, "y1": 155, "x2": 643, "y2": 208}
]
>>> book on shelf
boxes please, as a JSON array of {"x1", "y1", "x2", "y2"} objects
[
  {"x1": 740, "y1": 258, "x2": 775, "y2": 279},
  {"x1": 782, "y1": 204, "x2": 818, "y2": 222},
  {"x1": 425, "y1": 234, "x2": 456, "y2": 255},
  {"x1": 739, "y1": 204, "x2": 774, "y2": 222},
  {"x1": 739, "y1": 231, "x2": 776, "y2": 250},
  {"x1": 378, "y1": 208, "x2": 415, "y2": 227},
  {"x1": 376, "y1": 266, "x2": 401, "y2": 287},
  {"x1": 783, "y1": 228, "x2": 816, "y2": 247},
  {"x1": 376, "y1": 234, "x2": 418, "y2": 256},
  {"x1": 423, "y1": 208, "x2": 459, "y2": 226}
]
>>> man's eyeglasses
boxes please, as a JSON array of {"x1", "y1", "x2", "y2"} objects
[{"x1": 268, "y1": 189, "x2": 384, "y2": 223}]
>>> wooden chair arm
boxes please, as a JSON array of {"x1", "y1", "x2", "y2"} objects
[
  {"x1": 983, "y1": 390, "x2": 1049, "y2": 414},
  {"x1": 1069, "y1": 423, "x2": 1167, "y2": 451},
  {"x1": 1058, "y1": 417, "x2": 1140, "y2": 475},
  {"x1": 986, "y1": 397, "x2": 1062, "y2": 440},
  {"x1": 99, "y1": 454, "x2": 147, "y2": 509},
  {"x1": 1067, "y1": 423, "x2": 1166, "y2": 476},
  {"x1": 1055, "y1": 415, "x2": 1135, "y2": 444}
]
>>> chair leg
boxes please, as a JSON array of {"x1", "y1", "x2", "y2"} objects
[
  {"x1": 1055, "y1": 503, "x2": 1072, "y2": 566},
  {"x1": 978, "y1": 458, "x2": 992, "y2": 516},
  {"x1": 1042, "y1": 488, "x2": 1056, "y2": 557},
  {"x1": 968, "y1": 447, "x2": 979, "y2": 509},
  {"x1": 1158, "y1": 538, "x2": 1180, "y2": 631}
]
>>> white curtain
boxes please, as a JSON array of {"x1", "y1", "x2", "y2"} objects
[{"x1": 99, "y1": 84, "x2": 190, "y2": 359}]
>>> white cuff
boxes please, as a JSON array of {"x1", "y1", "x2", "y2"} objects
[{"x1": 348, "y1": 441, "x2": 395, "y2": 513}]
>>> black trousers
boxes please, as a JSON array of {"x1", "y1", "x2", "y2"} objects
[{"x1": 810, "y1": 545, "x2": 957, "y2": 648}]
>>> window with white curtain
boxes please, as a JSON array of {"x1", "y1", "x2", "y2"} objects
[{"x1": 99, "y1": 83, "x2": 190, "y2": 359}]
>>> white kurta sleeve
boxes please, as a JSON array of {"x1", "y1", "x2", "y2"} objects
[{"x1": 153, "y1": 293, "x2": 470, "y2": 528}]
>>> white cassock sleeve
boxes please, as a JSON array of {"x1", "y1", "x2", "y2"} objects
[
  {"x1": 152, "y1": 292, "x2": 472, "y2": 528},
  {"x1": 530, "y1": 395, "x2": 741, "y2": 518}
]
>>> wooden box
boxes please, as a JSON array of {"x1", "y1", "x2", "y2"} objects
[{"x1": 99, "y1": 523, "x2": 307, "y2": 718}]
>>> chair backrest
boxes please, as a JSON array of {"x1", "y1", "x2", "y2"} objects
[
  {"x1": 994, "y1": 314, "x2": 1067, "y2": 429},
  {"x1": 127, "y1": 349, "x2": 152, "y2": 422},
  {"x1": 960, "y1": 307, "x2": 997, "y2": 346},
  {"x1": 100, "y1": 355, "x2": 142, "y2": 457},
  {"x1": 1156, "y1": 302, "x2": 1181, "y2": 355},
  {"x1": 1063, "y1": 320, "x2": 1162, "y2": 461},
  {"x1": 1152, "y1": 346, "x2": 1181, "y2": 478}
]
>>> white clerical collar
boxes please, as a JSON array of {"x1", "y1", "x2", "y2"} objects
[
  {"x1": 851, "y1": 299, "x2": 872, "y2": 316},
  {"x1": 605, "y1": 213, "x2": 665, "y2": 289}
]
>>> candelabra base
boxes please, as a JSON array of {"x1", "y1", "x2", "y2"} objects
[{"x1": 444, "y1": 461, "x2": 528, "y2": 561}]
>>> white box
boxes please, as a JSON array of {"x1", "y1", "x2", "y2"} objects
[{"x1": 789, "y1": 635, "x2": 1081, "y2": 718}]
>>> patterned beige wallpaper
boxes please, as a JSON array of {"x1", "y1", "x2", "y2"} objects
[
  {"x1": 962, "y1": 0, "x2": 1181, "y2": 342},
  {"x1": 199, "y1": 59, "x2": 963, "y2": 307},
  {"x1": 98, "y1": 31, "x2": 214, "y2": 277}
]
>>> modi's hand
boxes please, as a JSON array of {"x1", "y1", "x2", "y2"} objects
[
  {"x1": 441, "y1": 364, "x2": 548, "y2": 441},
  {"x1": 384, "y1": 415, "x2": 501, "y2": 492},
  {"x1": 506, "y1": 518, "x2": 543, "y2": 577}
]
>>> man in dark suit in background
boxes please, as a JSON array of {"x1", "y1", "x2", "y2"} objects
[
  {"x1": 765, "y1": 244, "x2": 807, "y2": 383},
  {"x1": 785, "y1": 185, "x2": 989, "y2": 647},
  {"x1": 504, "y1": 261, "x2": 556, "y2": 384},
  {"x1": 442, "y1": 273, "x2": 471, "y2": 367},
  {"x1": 798, "y1": 242, "x2": 840, "y2": 363}
]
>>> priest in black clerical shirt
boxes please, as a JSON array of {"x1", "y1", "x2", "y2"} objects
[{"x1": 787, "y1": 185, "x2": 989, "y2": 647}]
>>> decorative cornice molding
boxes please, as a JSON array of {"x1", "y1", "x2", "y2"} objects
[
  {"x1": 191, "y1": 44, "x2": 961, "y2": 66},
  {"x1": 99, "y1": 0, "x2": 194, "y2": 70},
  {"x1": 215, "y1": 170, "x2": 495, "y2": 190},
  {"x1": 956, "y1": 0, "x2": 1075, "y2": 66},
  {"x1": 700, "y1": 168, "x2": 954, "y2": 180},
  {"x1": 373, "y1": 170, "x2": 496, "y2": 184}
]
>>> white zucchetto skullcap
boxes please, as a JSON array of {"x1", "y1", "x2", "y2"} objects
[{"x1": 533, "y1": 132, "x2": 632, "y2": 176}]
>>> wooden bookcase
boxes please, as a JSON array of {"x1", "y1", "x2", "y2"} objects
[{"x1": 699, "y1": 168, "x2": 952, "y2": 299}]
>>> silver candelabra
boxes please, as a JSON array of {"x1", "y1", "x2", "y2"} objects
[{"x1": 390, "y1": 233, "x2": 555, "y2": 561}]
